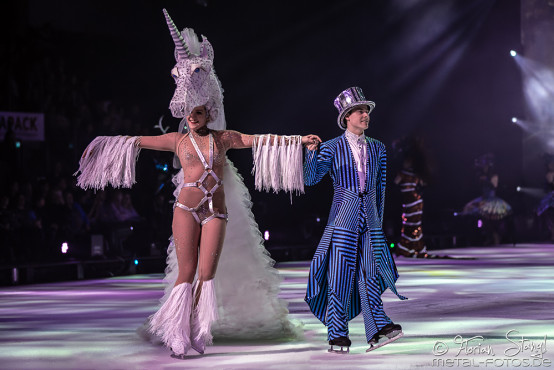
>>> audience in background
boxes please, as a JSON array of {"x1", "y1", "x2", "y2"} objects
[{"x1": 0, "y1": 25, "x2": 170, "y2": 264}]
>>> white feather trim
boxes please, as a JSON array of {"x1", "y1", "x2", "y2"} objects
[
  {"x1": 251, "y1": 134, "x2": 304, "y2": 195},
  {"x1": 191, "y1": 279, "x2": 218, "y2": 350},
  {"x1": 148, "y1": 282, "x2": 192, "y2": 356},
  {"x1": 74, "y1": 136, "x2": 141, "y2": 190},
  {"x1": 181, "y1": 28, "x2": 201, "y2": 56}
]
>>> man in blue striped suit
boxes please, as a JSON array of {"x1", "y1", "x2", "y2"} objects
[{"x1": 304, "y1": 87, "x2": 407, "y2": 353}]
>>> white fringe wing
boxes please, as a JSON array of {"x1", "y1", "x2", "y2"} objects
[
  {"x1": 74, "y1": 136, "x2": 141, "y2": 190},
  {"x1": 251, "y1": 134, "x2": 304, "y2": 195}
]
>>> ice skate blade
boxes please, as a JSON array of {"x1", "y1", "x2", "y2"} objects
[
  {"x1": 385, "y1": 329, "x2": 402, "y2": 339},
  {"x1": 366, "y1": 332, "x2": 404, "y2": 353},
  {"x1": 328, "y1": 345, "x2": 350, "y2": 354},
  {"x1": 191, "y1": 342, "x2": 205, "y2": 355}
]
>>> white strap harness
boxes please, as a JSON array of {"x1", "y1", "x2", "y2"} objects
[{"x1": 175, "y1": 133, "x2": 227, "y2": 225}]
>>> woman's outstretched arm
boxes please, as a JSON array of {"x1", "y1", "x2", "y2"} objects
[
  {"x1": 221, "y1": 130, "x2": 321, "y2": 150},
  {"x1": 138, "y1": 132, "x2": 182, "y2": 152},
  {"x1": 218, "y1": 130, "x2": 321, "y2": 195}
]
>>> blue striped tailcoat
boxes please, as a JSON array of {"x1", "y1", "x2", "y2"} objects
[{"x1": 303, "y1": 133, "x2": 407, "y2": 327}]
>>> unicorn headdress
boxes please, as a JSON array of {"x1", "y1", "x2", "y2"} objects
[{"x1": 163, "y1": 8, "x2": 226, "y2": 133}]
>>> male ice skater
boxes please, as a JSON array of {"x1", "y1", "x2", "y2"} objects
[{"x1": 303, "y1": 87, "x2": 407, "y2": 353}]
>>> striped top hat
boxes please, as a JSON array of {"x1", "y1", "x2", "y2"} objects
[{"x1": 333, "y1": 87, "x2": 375, "y2": 130}]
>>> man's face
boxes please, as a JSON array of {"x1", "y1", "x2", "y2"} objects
[{"x1": 345, "y1": 105, "x2": 370, "y2": 131}]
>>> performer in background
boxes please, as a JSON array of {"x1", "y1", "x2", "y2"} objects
[
  {"x1": 537, "y1": 153, "x2": 554, "y2": 241},
  {"x1": 303, "y1": 87, "x2": 407, "y2": 354},
  {"x1": 393, "y1": 136, "x2": 433, "y2": 258},
  {"x1": 75, "y1": 9, "x2": 320, "y2": 357},
  {"x1": 462, "y1": 153, "x2": 512, "y2": 245}
]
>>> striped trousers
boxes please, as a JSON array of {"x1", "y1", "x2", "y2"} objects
[{"x1": 326, "y1": 223, "x2": 392, "y2": 342}]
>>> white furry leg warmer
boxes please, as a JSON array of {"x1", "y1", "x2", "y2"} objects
[
  {"x1": 148, "y1": 282, "x2": 193, "y2": 356},
  {"x1": 190, "y1": 279, "x2": 218, "y2": 354}
]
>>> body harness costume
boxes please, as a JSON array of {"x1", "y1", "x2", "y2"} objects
[{"x1": 174, "y1": 133, "x2": 227, "y2": 225}]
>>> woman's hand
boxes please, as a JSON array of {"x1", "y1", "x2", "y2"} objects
[{"x1": 302, "y1": 134, "x2": 321, "y2": 151}]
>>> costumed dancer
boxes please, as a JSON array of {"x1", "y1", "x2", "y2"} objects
[
  {"x1": 537, "y1": 154, "x2": 554, "y2": 241},
  {"x1": 75, "y1": 9, "x2": 321, "y2": 357},
  {"x1": 462, "y1": 153, "x2": 512, "y2": 245},
  {"x1": 393, "y1": 136, "x2": 432, "y2": 258},
  {"x1": 303, "y1": 87, "x2": 407, "y2": 354}
]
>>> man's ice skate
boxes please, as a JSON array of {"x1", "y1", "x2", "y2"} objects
[
  {"x1": 328, "y1": 336, "x2": 351, "y2": 354},
  {"x1": 366, "y1": 323, "x2": 403, "y2": 353}
]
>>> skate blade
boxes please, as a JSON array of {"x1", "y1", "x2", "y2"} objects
[
  {"x1": 385, "y1": 329, "x2": 402, "y2": 339},
  {"x1": 327, "y1": 346, "x2": 350, "y2": 354},
  {"x1": 191, "y1": 345, "x2": 205, "y2": 355},
  {"x1": 366, "y1": 332, "x2": 404, "y2": 353}
]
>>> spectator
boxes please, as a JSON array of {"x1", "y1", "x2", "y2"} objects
[{"x1": 109, "y1": 190, "x2": 141, "y2": 222}]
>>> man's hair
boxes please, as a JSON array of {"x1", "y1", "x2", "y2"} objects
[{"x1": 343, "y1": 105, "x2": 368, "y2": 124}]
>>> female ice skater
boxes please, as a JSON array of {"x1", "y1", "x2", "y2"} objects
[
  {"x1": 75, "y1": 9, "x2": 320, "y2": 357},
  {"x1": 462, "y1": 153, "x2": 512, "y2": 245}
]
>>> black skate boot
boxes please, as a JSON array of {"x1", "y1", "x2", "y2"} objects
[
  {"x1": 328, "y1": 336, "x2": 351, "y2": 354},
  {"x1": 366, "y1": 323, "x2": 403, "y2": 352}
]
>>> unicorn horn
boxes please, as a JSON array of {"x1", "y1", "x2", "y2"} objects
[{"x1": 163, "y1": 8, "x2": 190, "y2": 59}]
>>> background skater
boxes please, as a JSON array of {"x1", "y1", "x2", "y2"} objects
[{"x1": 303, "y1": 87, "x2": 407, "y2": 353}]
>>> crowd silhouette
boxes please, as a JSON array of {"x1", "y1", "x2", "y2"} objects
[{"x1": 1, "y1": 24, "x2": 173, "y2": 265}]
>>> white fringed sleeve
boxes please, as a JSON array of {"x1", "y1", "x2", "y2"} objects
[
  {"x1": 74, "y1": 136, "x2": 141, "y2": 190},
  {"x1": 251, "y1": 134, "x2": 304, "y2": 195}
]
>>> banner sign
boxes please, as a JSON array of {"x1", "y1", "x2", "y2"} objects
[{"x1": 0, "y1": 111, "x2": 45, "y2": 142}]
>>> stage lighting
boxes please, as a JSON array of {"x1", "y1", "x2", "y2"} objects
[
  {"x1": 134, "y1": 259, "x2": 139, "y2": 265},
  {"x1": 510, "y1": 50, "x2": 517, "y2": 57},
  {"x1": 264, "y1": 230, "x2": 270, "y2": 241},
  {"x1": 316, "y1": 217, "x2": 321, "y2": 222},
  {"x1": 512, "y1": 117, "x2": 518, "y2": 123},
  {"x1": 517, "y1": 186, "x2": 522, "y2": 192},
  {"x1": 477, "y1": 219, "x2": 483, "y2": 228},
  {"x1": 61, "y1": 242, "x2": 69, "y2": 254},
  {"x1": 389, "y1": 243, "x2": 395, "y2": 248}
]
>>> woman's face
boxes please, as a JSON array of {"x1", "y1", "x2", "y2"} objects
[{"x1": 187, "y1": 106, "x2": 209, "y2": 131}]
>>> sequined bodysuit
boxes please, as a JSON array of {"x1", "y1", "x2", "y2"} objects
[{"x1": 174, "y1": 132, "x2": 228, "y2": 225}]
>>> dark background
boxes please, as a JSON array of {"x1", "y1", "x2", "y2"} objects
[{"x1": 1, "y1": 0, "x2": 533, "y2": 270}]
